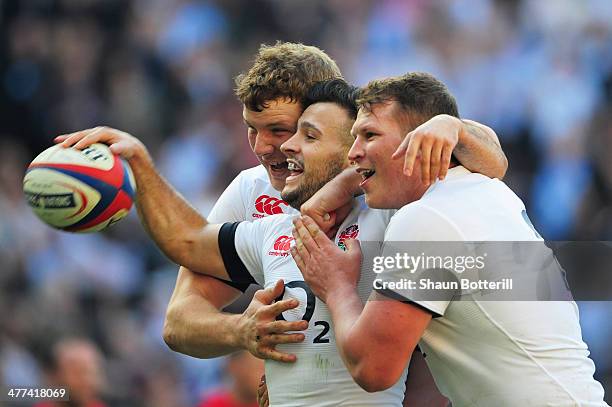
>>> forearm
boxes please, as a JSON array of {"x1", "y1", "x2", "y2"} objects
[
  {"x1": 164, "y1": 293, "x2": 244, "y2": 358},
  {"x1": 325, "y1": 286, "x2": 368, "y2": 374},
  {"x1": 302, "y1": 168, "x2": 361, "y2": 212},
  {"x1": 325, "y1": 288, "x2": 425, "y2": 392},
  {"x1": 332, "y1": 167, "x2": 363, "y2": 198},
  {"x1": 164, "y1": 268, "x2": 245, "y2": 358},
  {"x1": 128, "y1": 153, "x2": 209, "y2": 266},
  {"x1": 454, "y1": 119, "x2": 507, "y2": 179}
]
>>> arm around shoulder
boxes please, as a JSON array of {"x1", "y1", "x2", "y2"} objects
[{"x1": 455, "y1": 118, "x2": 508, "y2": 180}]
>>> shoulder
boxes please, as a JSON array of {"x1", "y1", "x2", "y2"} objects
[
  {"x1": 354, "y1": 204, "x2": 396, "y2": 242},
  {"x1": 232, "y1": 165, "x2": 273, "y2": 196},
  {"x1": 238, "y1": 165, "x2": 270, "y2": 182},
  {"x1": 241, "y1": 213, "x2": 295, "y2": 237},
  {"x1": 386, "y1": 201, "x2": 465, "y2": 241}
]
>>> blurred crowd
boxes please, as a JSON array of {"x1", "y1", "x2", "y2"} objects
[{"x1": 0, "y1": 0, "x2": 611, "y2": 405}]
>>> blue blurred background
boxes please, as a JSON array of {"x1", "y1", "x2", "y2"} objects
[{"x1": 0, "y1": 0, "x2": 611, "y2": 405}]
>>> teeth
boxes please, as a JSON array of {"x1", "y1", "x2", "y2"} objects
[
  {"x1": 270, "y1": 162, "x2": 287, "y2": 169},
  {"x1": 361, "y1": 169, "x2": 375, "y2": 179},
  {"x1": 287, "y1": 161, "x2": 303, "y2": 172}
]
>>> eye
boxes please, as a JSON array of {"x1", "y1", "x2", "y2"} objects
[
  {"x1": 272, "y1": 128, "x2": 293, "y2": 137},
  {"x1": 305, "y1": 133, "x2": 317, "y2": 141},
  {"x1": 364, "y1": 131, "x2": 378, "y2": 140}
]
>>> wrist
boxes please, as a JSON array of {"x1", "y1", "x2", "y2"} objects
[
  {"x1": 325, "y1": 283, "x2": 358, "y2": 308},
  {"x1": 228, "y1": 313, "x2": 248, "y2": 349},
  {"x1": 457, "y1": 117, "x2": 474, "y2": 143},
  {"x1": 127, "y1": 142, "x2": 154, "y2": 167},
  {"x1": 338, "y1": 168, "x2": 362, "y2": 198}
]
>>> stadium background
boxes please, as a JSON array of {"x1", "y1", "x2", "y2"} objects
[{"x1": 0, "y1": 0, "x2": 611, "y2": 405}]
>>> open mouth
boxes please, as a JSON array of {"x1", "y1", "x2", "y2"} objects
[
  {"x1": 268, "y1": 161, "x2": 289, "y2": 176},
  {"x1": 286, "y1": 160, "x2": 304, "y2": 183},
  {"x1": 357, "y1": 168, "x2": 375, "y2": 186}
]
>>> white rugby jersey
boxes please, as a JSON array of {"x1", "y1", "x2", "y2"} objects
[
  {"x1": 208, "y1": 165, "x2": 297, "y2": 223},
  {"x1": 218, "y1": 198, "x2": 408, "y2": 407},
  {"x1": 381, "y1": 166, "x2": 607, "y2": 407}
]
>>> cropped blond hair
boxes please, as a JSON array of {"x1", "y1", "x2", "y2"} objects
[{"x1": 235, "y1": 41, "x2": 342, "y2": 111}]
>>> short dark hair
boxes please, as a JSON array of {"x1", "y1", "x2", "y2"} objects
[
  {"x1": 358, "y1": 72, "x2": 459, "y2": 123},
  {"x1": 235, "y1": 42, "x2": 343, "y2": 112},
  {"x1": 302, "y1": 79, "x2": 359, "y2": 119}
]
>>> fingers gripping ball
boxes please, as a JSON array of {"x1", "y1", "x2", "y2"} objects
[{"x1": 23, "y1": 143, "x2": 136, "y2": 232}]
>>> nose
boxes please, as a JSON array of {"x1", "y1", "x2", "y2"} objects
[
  {"x1": 348, "y1": 137, "x2": 364, "y2": 164},
  {"x1": 251, "y1": 132, "x2": 275, "y2": 157},
  {"x1": 280, "y1": 132, "x2": 300, "y2": 157}
]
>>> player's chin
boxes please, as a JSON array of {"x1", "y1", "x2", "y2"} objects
[
  {"x1": 281, "y1": 185, "x2": 305, "y2": 209},
  {"x1": 364, "y1": 188, "x2": 391, "y2": 209}
]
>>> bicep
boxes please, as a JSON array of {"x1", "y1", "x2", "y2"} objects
[{"x1": 185, "y1": 223, "x2": 233, "y2": 281}]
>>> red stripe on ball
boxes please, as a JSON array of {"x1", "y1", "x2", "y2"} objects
[
  {"x1": 65, "y1": 189, "x2": 133, "y2": 232},
  {"x1": 28, "y1": 155, "x2": 124, "y2": 189}
]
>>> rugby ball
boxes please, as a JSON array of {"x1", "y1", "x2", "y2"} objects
[{"x1": 23, "y1": 143, "x2": 136, "y2": 232}]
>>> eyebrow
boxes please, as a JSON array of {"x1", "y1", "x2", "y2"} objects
[
  {"x1": 352, "y1": 122, "x2": 379, "y2": 139},
  {"x1": 299, "y1": 121, "x2": 321, "y2": 133},
  {"x1": 350, "y1": 124, "x2": 364, "y2": 138},
  {"x1": 267, "y1": 122, "x2": 294, "y2": 129},
  {"x1": 243, "y1": 119, "x2": 294, "y2": 129}
]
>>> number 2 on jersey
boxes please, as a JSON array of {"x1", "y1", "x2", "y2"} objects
[{"x1": 275, "y1": 280, "x2": 331, "y2": 344}]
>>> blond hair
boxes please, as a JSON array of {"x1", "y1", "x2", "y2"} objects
[{"x1": 235, "y1": 41, "x2": 342, "y2": 111}]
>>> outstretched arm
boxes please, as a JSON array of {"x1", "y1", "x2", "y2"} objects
[
  {"x1": 55, "y1": 127, "x2": 227, "y2": 279},
  {"x1": 57, "y1": 127, "x2": 309, "y2": 363}
]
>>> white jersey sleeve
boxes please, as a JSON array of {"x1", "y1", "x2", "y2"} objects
[
  {"x1": 217, "y1": 215, "x2": 293, "y2": 287},
  {"x1": 380, "y1": 202, "x2": 464, "y2": 316},
  {"x1": 381, "y1": 166, "x2": 608, "y2": 406},
  {"x1": 207, "y1": 170, "x2": 249, "y2": 223},
  {"x1": 208, "y1": 165, "x2": 297, "y2": 223}
]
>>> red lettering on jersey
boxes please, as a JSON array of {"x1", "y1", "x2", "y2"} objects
[{"x1": 255, "y1": 194, "x2": 288, "y2": 216}]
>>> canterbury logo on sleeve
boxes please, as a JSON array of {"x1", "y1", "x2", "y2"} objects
[
  {"x1": 269, "y1": 235, "x2": 294, "y2": 257},
  {"x1": 253, "y1": 194, "x2": 289, "y2": 218}
]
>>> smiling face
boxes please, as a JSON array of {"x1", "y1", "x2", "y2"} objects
[
  {"x1": 348, "y1": 101, "x2": 428, "y2": 209},
  {"x1": 243, "y1": 98, "x2": 303, "y2": 191},
  {"x1": 280, "y1": 102, "x2": 354, "y2": 209}
]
